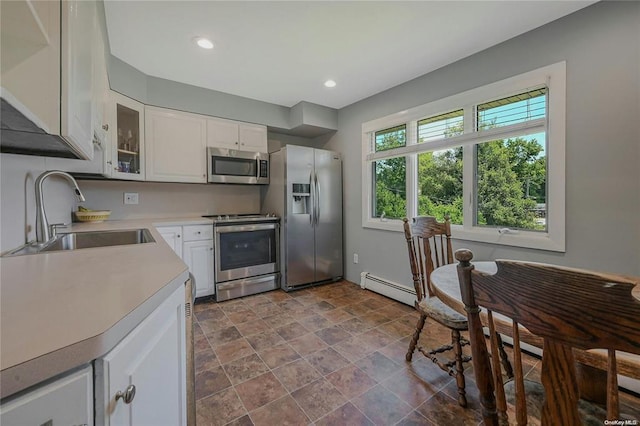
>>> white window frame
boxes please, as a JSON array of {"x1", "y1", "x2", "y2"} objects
[{"x1": 362, "y1": 62, "x2": 566, "y2": 252}]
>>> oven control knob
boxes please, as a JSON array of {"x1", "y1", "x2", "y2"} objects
[
  {"x1": 225, "y1": 215, "x2": 230, "y2": 220},
  {"x1": 217, "y1": 215, "x2": 222, "y2": 221}
]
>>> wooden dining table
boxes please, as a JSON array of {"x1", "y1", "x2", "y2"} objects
[{"x1": 430, "y1": 261, "x2": 640, "y2": 401}]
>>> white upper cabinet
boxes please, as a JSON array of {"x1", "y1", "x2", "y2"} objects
[
  {"x1": 111, "y1": 92, "x2": 145, "y2": 181},
  {"x1": 206, "y1": 117, "x2": 240, "y2": 150},
  {"x1": 60, "y1": 0, "x2": 95, "y2": 160},
  {"x1": 239, "y1": 123, "x2": 268, "y2": 152},
  {"x1": 92, "y1": 3, "x2": 110, "y2": 151},
  {"x1": 1, "y1": 0, "x2": 97, "y2": 160},
  {"x1": 145, "y1": 107, "x2": 207, "y2": 183},
  {"x1": 207, "y1": 118, "x2": 268, "y2": 153},
  {"x1": 1, "y1": 0, "x2": 61, "y2": 135},
  {"x1": 45, "y1": 1, "x2": 111, "y2": 174}
]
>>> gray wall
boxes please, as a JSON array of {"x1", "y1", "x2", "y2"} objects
[
  {"x1": 108, "y1": 59, "x2": 336, "y2": 133},
  {"x1": 325, "y1": 1, "x2": 640, "y2": 286},
  {"x1": 267, "y1": 132, "x2": 320, "y2": 153},
  {"x1": 1, "y1": 154, "x2": 81, "y2": 250}
]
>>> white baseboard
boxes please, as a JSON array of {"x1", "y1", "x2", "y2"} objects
[{"x1": 359, "y1": 272, "x2": 415, "y2": 306}]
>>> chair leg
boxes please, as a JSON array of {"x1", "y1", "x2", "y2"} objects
[
  {"x1": 406, "y1": 314, "x2": 427, "y2": 362},
  {"x1": 452, "y1": 329, "x2": 468, "y2": 408}
]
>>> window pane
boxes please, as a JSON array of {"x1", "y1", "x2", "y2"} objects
[
  {"x1": 373, "y1": 157, "x2": 406, "y2": 219},
  {"x1": 418, "y1": 110, "x2": 464, "y2": 142},
  {"x1": 477, "y1": 88, "x2": 546, "y2": 130},
  {"x1": 417, "y1": 147, "x2": 463, "y2": 224},
  {"x1": 375, "y1": 125, "x2": 406, "y2": 152},
  {"x1": 476, "y1": 132, "x2": 547, "y2": 231}
]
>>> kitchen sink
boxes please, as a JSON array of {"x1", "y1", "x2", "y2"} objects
[{"x1": 2, "y1": 229, "x2": 155, "y2": 256}]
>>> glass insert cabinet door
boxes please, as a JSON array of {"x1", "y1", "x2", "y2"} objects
[{"x1": 110, "y1": 91, "x2": 145, "y2": 180}]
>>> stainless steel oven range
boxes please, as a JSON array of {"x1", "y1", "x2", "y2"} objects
[{"x1": 203, "y1": 214, "x2": 280, "y2": 302}]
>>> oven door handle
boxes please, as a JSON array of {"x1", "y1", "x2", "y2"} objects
[{"x1": 215, "y1": 223, "x2": 279, "y2": 233}]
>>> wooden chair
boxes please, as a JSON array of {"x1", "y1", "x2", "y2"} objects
[
  {"x1": 455, "y1": 249, "x2": 640, "y2": 425},
  {"x1": 403, "y1": 216, "x2": 472, "y2": 407}
]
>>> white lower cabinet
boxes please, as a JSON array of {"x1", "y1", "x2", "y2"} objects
[
  {"x1": 184, "y1": 240, "x2": 215, "y2": 298},
  {"x1": 157, "y1": 226, "x2": 183, "y2": 258},
  {"x1": 158, "y1": 224, "x2": 215, "y2": 298},
  {"x1": 97, "y1": 284, "x2": 186, "y2": 426},
  {"x1": 0, "y1": 365, "x2": 93, "y2": 426}
]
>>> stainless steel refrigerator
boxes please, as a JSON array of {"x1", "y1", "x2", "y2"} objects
[{"x1": 262, "y1": 145, "x2": 343, "y2": 291}]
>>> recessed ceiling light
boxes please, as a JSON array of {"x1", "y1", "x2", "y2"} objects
[
  {"x1": 195, "y1": 37, "x2": 214, "y2": 49},
  {"x1": 324, "y1": 80, "x2": 337, "y2": 88}
]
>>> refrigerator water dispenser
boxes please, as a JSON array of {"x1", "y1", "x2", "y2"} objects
[{"x1": 291, "y1": 183, "x2": 311, "y2": 214}]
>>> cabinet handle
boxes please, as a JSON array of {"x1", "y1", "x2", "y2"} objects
[
  {"x1": 196, "y1": 231, "x2": 201, "y2": 234},
  {"x1": 102, "y1": 124, "x2": 109, "y2": 131},
  {"x1": 115, "y1": 384, "x2": 136, "y2": 404},
  {"x1": 177, "y1": 235, "x2": 181, "y2": 238},
  {"x1": 209, "y1": 247, "x2": 213, "y2": 251}
]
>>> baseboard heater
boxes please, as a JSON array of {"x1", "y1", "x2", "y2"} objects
[{"x1": 359, "y1": 272, "x2": 415, "y2": 307}]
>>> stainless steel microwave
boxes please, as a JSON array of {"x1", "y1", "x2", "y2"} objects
[{"x1": 207, "y1": 147, "x2": 269, "y2": 184}]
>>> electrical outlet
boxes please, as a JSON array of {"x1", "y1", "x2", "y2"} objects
[
  {"x1": 353, "y1": 253, "x2": 359, "y2": 264},
  {"x1": 124, "y1": 192, "x2": 139, "y2": 205}
]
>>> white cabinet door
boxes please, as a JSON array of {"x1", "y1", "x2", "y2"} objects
[
  {"x1": 0, "y1": 365, "x2": 93, "y2": 426},
  {"x1": 145, "y1": 107, "x2": 207, "y2": 183},
  {"x1": 1, "y1": 0, "x2": 61, "y2": 136},
  {"x1": 207, "y1": 118, "x2": 267, "y2": 153},
  {"x1": 183, "y1": 240, "x2": 215, "y2": 298},
  {"x1": 60, "y1": 0, "x2": 95, "y2": 160},
  {"x1": 92, "y1": 2, "x2": 110, "y2": 159},
  {"x1": 44, "y1": 4, "x2": 112, "y2": 176},
  {"x1": 111, "y1": 92, "x2": 145, "y2": 181},
  {"x1": 239, "y1": 123, "x2": 268, "y2": 152},
  {"x1": 157, "y1": 226, "x2": 183, "y2": 258},
  {"x1": 100, "y1": 284, "x2": 186, "y2": 426},
  {"x1": 206, "y1": 117, "x2": 240, "y2": 149}
]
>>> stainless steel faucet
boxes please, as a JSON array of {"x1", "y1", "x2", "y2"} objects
[{"x1": 35, "y1": 170, "x2": 86, "y2": 244}]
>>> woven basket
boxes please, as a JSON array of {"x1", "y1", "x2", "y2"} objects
[{"x1": 74, "y1": 210, "x2": 111, "y2": 223}]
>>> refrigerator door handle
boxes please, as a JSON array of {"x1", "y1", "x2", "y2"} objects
[
  {"x1": 314, "y1": 172, "x2": 320, "y2": 225},
  {"x1": 309, "y1": 171, "x2": 314, "y2": 226}
]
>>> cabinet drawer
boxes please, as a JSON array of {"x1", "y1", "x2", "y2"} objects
[
  {"x1": 0, "y1": 365, "x2": 93, "y2": 426},
  {"x1": 183, "y1": 225, "x2": 213, "y2": 241}
]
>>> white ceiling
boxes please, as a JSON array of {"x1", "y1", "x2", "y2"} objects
[{"x1": 104, "y1": 1, "x2": 595, "y2": 110}]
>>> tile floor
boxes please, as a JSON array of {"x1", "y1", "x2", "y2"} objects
[{"x1": 193, "y1": 280, "x2": 640, "y2": 426}]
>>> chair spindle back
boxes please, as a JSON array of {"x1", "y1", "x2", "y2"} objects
[
  {"x1": 455, "y1": 249, "x2": 640, "y2": 425},
  {"x1": 403, "y1": 216, "x2": 453, "y2": 300}
]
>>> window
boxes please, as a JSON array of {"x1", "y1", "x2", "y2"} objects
[
  {"x1": 373, "y1": 125, "x2": 407, "y2": 219},
  {"x1": 362, "y1": 62, "x2": 566, "y2": 251}
]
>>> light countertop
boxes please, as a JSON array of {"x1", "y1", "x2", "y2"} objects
[{"x1": 0, "y1": 217, "x2": 212, "y2": 399}]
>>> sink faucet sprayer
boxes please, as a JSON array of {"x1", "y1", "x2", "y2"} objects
[{"x1": 35, "y1": 170, "x2": 86, "y2": 244}]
